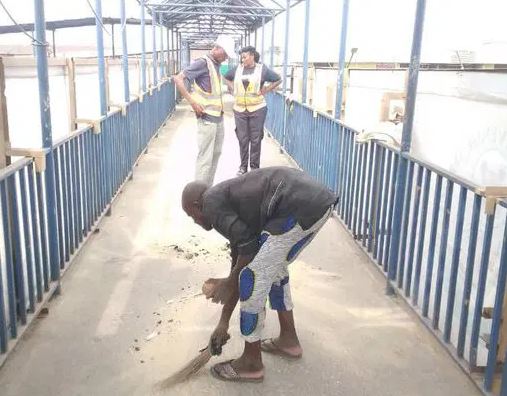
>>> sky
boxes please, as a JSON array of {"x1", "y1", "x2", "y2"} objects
[{"x1": 0, "y1": 0, "x2": 506, "y2": 62}]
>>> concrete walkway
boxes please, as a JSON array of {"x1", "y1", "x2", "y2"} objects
[{"x1": 0, "y1": 102, "x2": 480, "y2": 396}]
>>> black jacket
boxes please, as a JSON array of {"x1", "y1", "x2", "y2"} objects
[{"x1": 202, "y1": 167, "x2": 337, "y2": 256}]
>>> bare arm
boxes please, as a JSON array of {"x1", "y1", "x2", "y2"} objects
[
  {"x1": 173, "y1": 72, "x2": 204, "y2": 117},
  {"x1": 260, "y1": 79, "x2": 282, "y2": 95}
]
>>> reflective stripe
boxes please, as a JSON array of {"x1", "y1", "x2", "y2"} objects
[
  {"x1": 234, "y1": 63, "x2": 267, "y2": 112},
  {"x1": 190, "y1": 56, "x2": 223, "y2": 117}
]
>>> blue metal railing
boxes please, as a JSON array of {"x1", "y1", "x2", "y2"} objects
[
  {"x1": 266, "y1": 91, "x2": 507, "y2": 395},
  {"x1": 0, "y1": 80, "x2": 175, "y2": 363}
]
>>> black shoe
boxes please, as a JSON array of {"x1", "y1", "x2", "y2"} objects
[{"x1": 236, "y1": 168, "x2": 247, "y2": 176}]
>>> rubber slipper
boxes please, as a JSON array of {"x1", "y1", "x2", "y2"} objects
[
  {"x1": 260, "y1": 338, "x2": 302, "y2": 360},
  {"x1": 210, "y1": 360, "x2": 264, "y2": 383}
]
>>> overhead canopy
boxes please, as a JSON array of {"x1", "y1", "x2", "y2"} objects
[{"x1": 145, "y1": 0, "x2": 303, "y2": 49}]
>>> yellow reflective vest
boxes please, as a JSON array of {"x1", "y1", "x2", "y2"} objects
[
  {"x1": 190, "y1": 56, "x2": 223, "y2": 117},
  {"x1": 233, "y1": 63, "x2": 267, "y2": 113}
]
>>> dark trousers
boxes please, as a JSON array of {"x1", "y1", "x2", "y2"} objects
[{"x1": 234, "y1": 107, "x2": 268, "y2": 170}]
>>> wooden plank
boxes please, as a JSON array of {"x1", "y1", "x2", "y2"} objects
[
  {"x1": 66, "y1": 58, "x2": 77, "y2": 132},
  {"x1": 2, "y1": 57, "x2": 67, "y2": 68},
  {"x1": 0, "y1": 58, "x2": 10, "y2": 167}
]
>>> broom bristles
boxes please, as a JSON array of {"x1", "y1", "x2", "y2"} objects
[{"x1": 156, "y1": 347, "x2": 212, "y2": 389}]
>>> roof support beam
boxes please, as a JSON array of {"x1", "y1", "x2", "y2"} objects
[{"x1": 147, "y1": 3, "x2": 283, "y2": 12}]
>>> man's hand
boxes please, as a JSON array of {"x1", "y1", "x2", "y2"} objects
[
  {"x1": 202, "y1": 277, "x2": 236, "y2": 305},
  {"x1": 191, "y1": 102, "x2": 205, "y2": 117},
  {"x1": 209, "y1": 323, "x2": 230, "y2": 356},
  {"x1": 260, "y1": 86, "x2": 269, "y2": 96}
]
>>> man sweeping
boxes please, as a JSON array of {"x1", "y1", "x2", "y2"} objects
[{"x1": 181, "y1": 166, "x2": 337, "y2": 382}]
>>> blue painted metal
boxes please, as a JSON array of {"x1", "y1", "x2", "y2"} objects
[
  {"x1": 367, "y1": 145, "x2": 381, "y2": 253},
  {"x1": 432, "y1": 180, "x2": 454, "y2": 328},
  {"x1": 383, "y1": 153, "x2": 399, "y2": 270},
  {"x1": 94, "y1": 0, "x2": 108, "y2": 115},
  {"x1": 484, "y1": 212, "x2": 507, "y2": 391},
  {"x1": 405, "y1": 165, "x2": 423, "y2": 296},
  {"x1": 334, "y1": 0, "x2": 349, "y2": 120},
  {"x1": 422, "y1": 174, "x2": 443, "y2": 317},
  {"x1": 0, "y1": 231, "x2": 6, "y2": 351},
  {"x1": 469, "y1": 209, "x2": 496, "y2": 368},
  {"x1": 396, "y1": 161, "x2": 415, "y2": 288},
  {"x1": 373, "y1": 147, "x2": 386, "y2": 261},
  {"x1": 8, "y1": 175, "x2": 27, "y2": 325},
  {"x1": 152, "y1": 10, "x2": 158, "y2": 85},
  {"x1": 159, "y1": 13, "x2": 164, "y2": 79},
  {"x1": 140, "y1": 0, "x2": 147, "y2": 91},
  {"x1": 412, "y1": 169, "x2": 431, "y2": 306},
  {"x1": 270, "y1": 14, "x2": 275, "y2": 68},
  {"x1": 443, "y1": 186, "x2": 467, "y2": 342},
  {"x1": 457, "y1": 193, "x2": 481, "y2": 356},
  {"x1": 54, "y1": 148, "x2": 65, "y2": 268},
  {"x1": 261, "y1": 17, "x2": 265, "y2": 63},
  {"x1": 0, "y1": 181, "x2": 17, "y2": 337},
  {"x1": 281, "y1": 0, "x2": 290, "y2": 94},
  {"x1": 27, "y1": 164, "x2": 43, "y2": 301},
  {"x1": 62, "y1": 146, "x2": 71, "y2": 261},
  {"x1": 120, "y1": 0, "x2": 130, "y2": 102},
  {"x1": 19, "y1": 170, "x2": 35, "y2": 313},
  {"x1": 354, "y1": 144, "x2": 367, "y2": 238},
  {"x1": 33, "y1": 0, "x2": 61, "y2": 282},
  {"x1": 35, "y1": 173, "x2": 49, "y2": 290},
  {"x1": 386, "y1": 0, "x2": 427, "y2": 292},
  {"x1": 363, "y1": 142, "x2": 374, "y2": 248},
  {"x1": 379, "y1": 151, "x2": 394, "y2": 269},
  {"x1": 301, "y1": 0, "x2": 310, "y2": 103}
]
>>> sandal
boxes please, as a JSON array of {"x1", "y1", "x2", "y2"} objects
[
  {"x1": 210, "y1": 360, "x2": 264, "y2": 383},
  {"x1": 260, "y1": 338, "x2": 302, "y2": 360}
]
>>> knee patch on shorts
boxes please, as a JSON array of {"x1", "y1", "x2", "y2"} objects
[
  {"x1": 240, "y1": 311, "x2": 259, "y2": 336},
  {"x1": 269, "y1": 276, "x2": 290, "y2": 311},
  {"x1": 239, "y1": 267, "x2": 255, "y2": 302}
]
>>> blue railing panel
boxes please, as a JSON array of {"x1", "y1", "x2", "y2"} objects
[{"x1": 265, "y1": 91, "x2": 507, "y2": 394}]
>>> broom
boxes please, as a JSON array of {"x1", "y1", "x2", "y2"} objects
[{"x1": 156, "y1": 345, "x2": 212, "y2": 389}]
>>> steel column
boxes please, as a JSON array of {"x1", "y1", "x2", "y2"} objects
[
  {"x1": 152, "y1": 11, "x2": 158, "y2": 86},
  {"x1": 261, "y1": 17, "x2": 265, "y2": 62},
  {"x1": 120, "y1": 0, "x2": 130, "y2": 102},
  {"x1": 386, "y1": 0, "x2": 427, "y2": 294},
  {"x1": 159, "y1": 13, "x2": 164, "y2": 78},
  {"x1": 334, "y1": 0, "x2": 349, "y2": 120},
  {"x1": 302, "y1": 0, "x2": 311, "y2": 103},
  {"x1": 282, "y1": 0, "x2": 290, "y2": 94},
  {"x1": 33, "y1": 0, "x2": 60, "y2": 282},
  {"x1": 270, "y1": 14, "x2": 275, "y2": 67},
  {"x1": 140, "y1": 0, "x2": 147, "y2": 92},
  {"x1": 94, "y1": 0, "x2": 107, "y2": 115}
]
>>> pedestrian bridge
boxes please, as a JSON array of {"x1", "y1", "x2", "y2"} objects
[{"x1": 0, "y1": 0, "x2": 506, "y2": 395}]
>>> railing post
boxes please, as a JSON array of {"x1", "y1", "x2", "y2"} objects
[
  {"x1": 120, "y1": 0, "x2": 130, "y2": 102},
  {"x1": 166, "y1": 26, "x2": 170, "y2": 76},
  {"x1": 152, "y1": 10, "x2": 158, "y2": 86},
  {"x1": 282, "y1": 0, "x2": 290, "y2": 94},
  {"x1": 386, "y1": 0, "x2": 427, "y2": 295},
  {"x1": 0, "y1": 58, "x2": 11, "y2": 167},
  {"x1": 261, "y1": 17, "x2": 265, "y2": 62},
  {"x1": 270, "y1": 13, "x2": 275, "y2": 68},
  {"x1": 94, "y1": 0, "x2": 107, "y2": 115},
  {"x1": 158, "y1": 13, "x2": 165, "y2": 79},
  {"x1": 334, "y1": 0, "x2": 349, "y2": 120},
  {"x1": 281, "y1": 0, "x2": 291, "y2": 150},
  {"x1": 33, "y1": 0, "x2": 60, "y2": 282},
  {"x1": 302, "y1": 0, "x2": 311, "y2": 103},
  {"x1": 66, "y1": 58, "x2": 77, "y2": 131},
  {"x1": 140, "y1": 0, "x2": 147, "y2": 92}
]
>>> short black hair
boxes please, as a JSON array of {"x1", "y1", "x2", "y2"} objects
[
  {"x1": 254, "y1": 51, "x2": 260, "y2": 63},
  {"x1": 239, "y1": 46, "x2": 256, "y2": 56}
]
